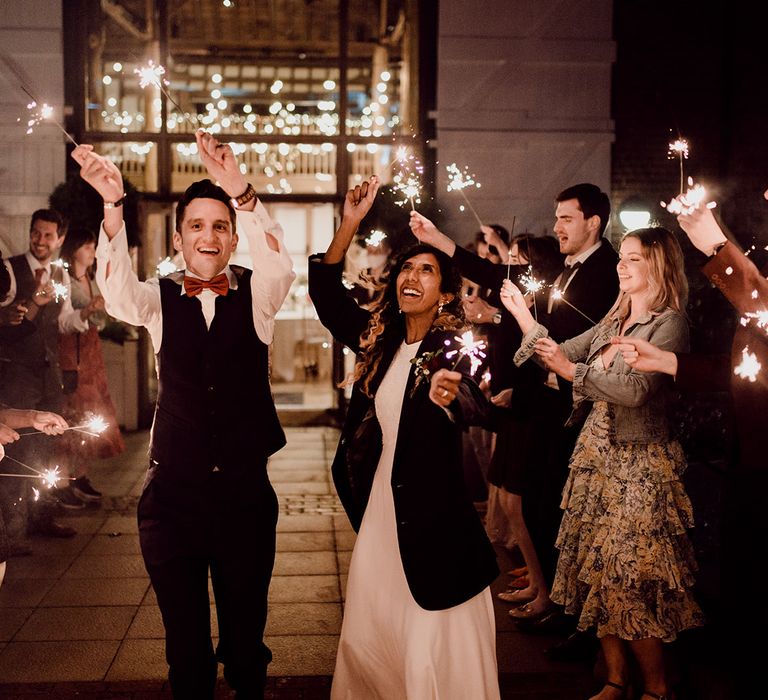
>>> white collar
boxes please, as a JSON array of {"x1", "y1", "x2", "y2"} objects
[
  {"x1": 174, "y1": 265, "x2": 238, "y2": 295},
  {"x1": 564, "y1": 238, "x2": 603, "y2": 267}
]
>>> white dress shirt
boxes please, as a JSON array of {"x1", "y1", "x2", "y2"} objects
[
  {"x1": 1, "y1": 251, "x2": 90, "y2": 333},
  {"x1": 95, "y1": 201, "x2": 295, "y2": 353}
]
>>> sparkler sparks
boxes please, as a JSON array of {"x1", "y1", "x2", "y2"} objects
[
  {"x1": 18, "y1": 93, "x2": 79, "y2": 146},
  {"x1": 741, "y1": 310, "x2": 768, "y2": 332},
  {"x1": 661, "y1": 177, "x2": 717, "y2": 215},
  {"x1": 446, "y1": 163, "x2": 483, "y2": 227},
  {"x1": 445, "y1": 331, "x2": 488, "y2": 376},
  {"x1": 51, "y1": 259, "x2": 69, "y2": 271},
  {"x1": 365, "y1": 230, "x2": 387, "y2": 247},
  {"x1": 520, "y1": 266, "x2": 544, "y2": 295},
  {"x1": 393, "y1": 173, "x2": 422, "y2": 210},
  {"x1": 52, "y1": 281, "x2": 69, "y2": 302},
  {"x1": 156, "y1": 256, "x2": 178, "y2": 277},
  {"x1": 134, "y1": 61, "x2": 199, "y2": 130},
  {"x1": 734, "y1": 346, "x2": 761, "y2": 382}
]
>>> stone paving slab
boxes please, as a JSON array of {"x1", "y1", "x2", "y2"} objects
[
  {"x1": 276, "y1": 514, "x2": 334, "y2": 533},
  {"x1": 80, "y1": 534, "x2": 142, "y2": 556},
  {"x1": 274, "y1": 551, "x2": 337, "y2": 576},
  {"x1": 268, "y1": 575, "x2": 340, "y2": 604},
  {"x1": 0, "y1": 579, "x2": 59, "y2": 608},
  {"x1": 275, "y1": 531, "x2": 335, "y2": 552},
  {"x1": 266, "y1": 635, "x2": 338, "y2": 676},
  {"x1": 40, "y1": 578, "x2": 150, "y2": 607},
  {"x1": 15, "y1": 606, "x2": 137, "y2": 642},
  {"x1": 0, "y1": 640, "x2": 121, "y2": 683},
  {"x1": 0, "y1": 608, "x2": 33, "y2": 642}
]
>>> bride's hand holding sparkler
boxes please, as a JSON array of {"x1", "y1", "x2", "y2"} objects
[
  {"x1": 534, "y1": 337, "x2": 575, "y2": 381},
  {"x1": 676, "y1": 201, "x2": 727, "y2": 256},
  {"x1": 29, "y1": 411, "x2": 68, "y2": 436},
  {"x1": 343, "y1": 176, "x2": 380, "y2": 226},
  {"x1": 499, "y1": 279, "x2": 535, "y2": 333},
  {"x1": 408, "y1": 212, "x2": 457, "y2": 256},
  {"x1": 429, "y1": 368, "x2": 462, "y2": 408}
]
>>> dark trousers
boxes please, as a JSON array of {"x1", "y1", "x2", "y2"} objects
[
  {"x1": 521, "y1": 386, "x2": 581, "y2": 587},
  {"x1": 138, "y1": 466, "x2": 278, "y2": 699}
]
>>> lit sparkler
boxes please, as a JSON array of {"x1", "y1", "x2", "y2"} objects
[
  {"x1": 740, "y1": 310, "x2": 768, "y2": 332},
  {"x1": 52, "y1": 281, "x2": 69, "y2": 302},
  {"x1": 734, "y1": 346, "x2": 761, "y2": 382},
  {"x1": 520, "y1": 266, "x2": 544, "y2": 295},
  {"x1": 551, "y1": 288, "x2": 597, "y2": 325},
  {"x1": 445, "y1": 331, "x2": 488, "y2": 376},
  {"x1": 668, "y1": 138, "x2": 689, "y2": 194},
  {"x1": 365, "y1": 230, "x2": 387, "y2": 247},
  {"x1": 661, "y1": 177, "x2": 717, "y2": 215},
  {"x1": 19, "y1": 91, "x2": 79, "y2": 146},
  {"x1": 446, "y1": 163, "x2": 483, "y2": 227},
  {"x1": 156, "y1": 256, "x2": 178, "y2": 277},
  {"x1": 134, "y1": 60, "x2": 198, "y2": 130},
  {"x1": 393, "y1": 173, "x2": 422, "y2": 210},
  {"x1": 51, "y1": 259, "x2": 69, "y2": 271}
]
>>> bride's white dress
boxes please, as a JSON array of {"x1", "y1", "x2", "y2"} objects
[{"x1": 331, "y1": 341, "x2": 500, "y2": 700}]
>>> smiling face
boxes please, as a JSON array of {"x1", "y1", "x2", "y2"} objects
[
  {"x1": 172, "y1": 198, "x2": 238, "y2": 279},
  {"x1": 617, "y1": 236, "x2": 650, "y2": 296},
  {"x1": 553, "y1": 198, "x2": 600, "y2": 256},
  {"x1": 396, "y1": 252, "x2": 450, "y2": 321},
  {"x1": 29, "y1": 219, "x2": 63, "y2": 263}
]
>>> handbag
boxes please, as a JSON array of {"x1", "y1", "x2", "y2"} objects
[{"x1": 61, "y1": 334, "x2": 80, "y2": 395}]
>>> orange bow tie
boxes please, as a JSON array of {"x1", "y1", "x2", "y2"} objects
[{"x1": 184, "y1": 273, "x2": 230, "y2": 297}]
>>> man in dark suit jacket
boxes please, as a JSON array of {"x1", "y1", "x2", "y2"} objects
[
  {"x1": 410, "y1": 183, "x2": 619, "y2": 623},
  {"x1": 73, "y1": 132, "x2": 295, "y2": 699}
]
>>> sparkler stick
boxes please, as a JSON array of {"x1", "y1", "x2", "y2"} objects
[
  {"x1": 134, "y1": 60, "x2": 198, "y2": 130},
  {"x1": 19, "y1": 86, "x2": 79, "y2": 146},
  {"x1": 446, "y1": 163, "x2": 483, "y2": 228},
  {"x1": 668, "y1": 138, "x2": 689, "y2": 195},
  {"x1": 550, "y1": 288, "x2": 597, "y2": 325},
  {"x1": 734, "y1": 346, "x2": 761, "y2": 382},
  {"x1": 17, "y1": 415, "x2": 108, "y2": 438},
  {"x1": 505, "y1": 217, "x2": 517, "y2": 281},
  {"x1": 2, "y1": 454, "x2": 45, "y2": 476}
]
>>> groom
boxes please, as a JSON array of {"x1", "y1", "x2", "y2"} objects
[{"x1": 74, "y1": 131, "x2": 295, "y2": 698}]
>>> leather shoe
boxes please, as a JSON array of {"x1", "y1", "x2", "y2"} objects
[
  {"x1": 545, "y1": 629, "x2": 599, "y2": 662},
  {"x1": 514, "y1": 607, "x2": 574, "y2": 635},
  {"x1": 28, "y1": 519, "x2": 76, "y2": 539}
]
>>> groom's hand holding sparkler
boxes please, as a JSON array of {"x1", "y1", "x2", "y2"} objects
[
  {"x1": 72, "y1": 144, "x2": 125, "y2": 239},
  {"x1": 429, "y1": 368, "x2": 462, "y2": 408}
]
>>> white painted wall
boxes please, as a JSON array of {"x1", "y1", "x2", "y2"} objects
[
  {"x1": 0, "y1": 0, "x2": 66, "y2": 256},
  {"x1": 434, "y1": 0, "x2": 615, "y2": 242}
]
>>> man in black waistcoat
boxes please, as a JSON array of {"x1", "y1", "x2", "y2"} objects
[
  {"x1": 0, "y1": 209, "x2": 95, "y2": 543},
  {"x1": 73, "y1": 130, "x2": 295, "y2": 699}
]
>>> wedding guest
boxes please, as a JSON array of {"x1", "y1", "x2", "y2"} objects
[
  {"x1": 310, "y1": 177, "x2": 500, "y2": 699},
  {"x1": 54, "y1": 228, "x2": 125, "y2": 507},
  {"x1": 501, "y1": 227, "x2": 704, "y2": 700},
  {"x1": 73, "y1": 129, "x2": 295, "y2": 699}
]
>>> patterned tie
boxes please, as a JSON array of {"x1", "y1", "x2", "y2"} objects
[
  {"x1": 183, "y1": 273, "x2": 230, "y2": 297},
  {"x1": 557, "y1": 261, "x2": 581, "y2": 292}
]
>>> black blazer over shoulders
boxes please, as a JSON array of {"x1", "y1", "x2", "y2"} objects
[{"x1": 308, "y1": 255, "x2": 499, "y2": 610}]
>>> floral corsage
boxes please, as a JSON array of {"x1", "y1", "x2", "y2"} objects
[{"x1": 409, "y1": 347, "x2": 445, "y2": 397}]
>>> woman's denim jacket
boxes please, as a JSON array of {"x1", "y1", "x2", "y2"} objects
[{"x1": 514, "y1": 308, "x2": 689, "y2": 444}]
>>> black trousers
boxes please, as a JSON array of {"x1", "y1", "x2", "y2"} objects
[{"x1": 138, "y1": 465, "x2": 278, "y2": 700}]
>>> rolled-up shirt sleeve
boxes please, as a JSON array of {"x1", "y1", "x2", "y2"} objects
[
  {"x1": 95, "y1": 223, "x2": 162, "y2": 352},
  {"x1": 238, "y1": 202, "x2": 295, "y2": 345}
]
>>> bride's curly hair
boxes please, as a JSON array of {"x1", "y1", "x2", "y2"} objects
[{"x1": 348, "y1": 244, "x2": 466, "y2": 397}]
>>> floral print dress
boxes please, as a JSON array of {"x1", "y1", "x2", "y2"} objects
[{"x1": 550, "y1": 353, "x2": 705, "y2": 641}]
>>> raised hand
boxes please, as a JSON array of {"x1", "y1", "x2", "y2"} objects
[
  {"x1": 676, "y1": 202, "x2": 727, "y2": 256},
  {"x1": 429, "y1": 368, "x2": 462, "y2": 408},
  {"x1": 534, "y1": 337, "x2": 575, "y2": 380},
  {"x1": 0, "y1": 423, "x2": 20, "y2": 445},
  {"x1": 195, "y1": 130, "x2": 246, "y2": 199},
  {"x1": 342, "y1": 177, "x2": 380, "y2": 225},
  {"x1": 30, "y1": 411, "x2": 68, "y2": 435},
  {"x1": 408, "y1": 211, "x2": 439, "y2": 244},
  {"x1": 72, "y1": 145, "x2": 125, "y2": 204}
]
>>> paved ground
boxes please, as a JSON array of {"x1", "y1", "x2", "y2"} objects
[{"x1": 0, "y1": 426, "x2": 608, "y2": 698}]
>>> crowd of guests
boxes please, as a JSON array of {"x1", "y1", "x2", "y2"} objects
[
  {"x1": 0, "y1": 207, "x2": 124, "y2": 586},
  {"x1": 1, "y1": 128, "x2": 759, "y2": 698}
]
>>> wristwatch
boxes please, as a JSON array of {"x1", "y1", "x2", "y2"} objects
[
  {"x1": 231, "y1": 183, "x2": 257, "y2": 209},
  {"x1": 492, "y1": 312, "x2": 502, "y2": 325}
]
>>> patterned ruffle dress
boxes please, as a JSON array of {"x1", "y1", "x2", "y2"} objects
[{"x1": 550, "y1": 354, "x2": 705, "y2": 641}]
